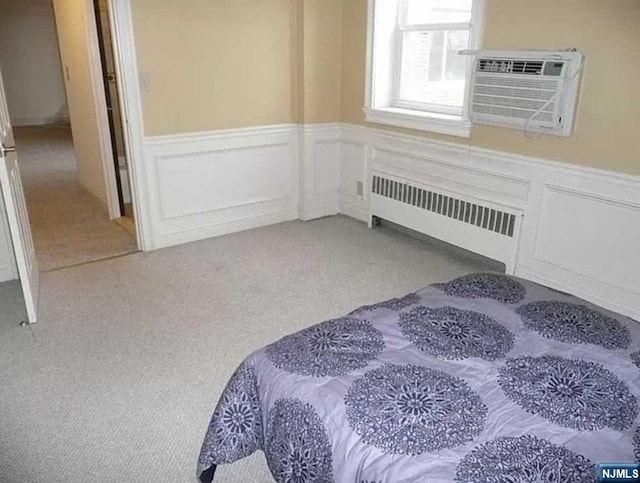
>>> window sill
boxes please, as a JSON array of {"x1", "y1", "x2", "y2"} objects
[{"x1": 363, "y1": 107, "x2": 471, "y2": 138}]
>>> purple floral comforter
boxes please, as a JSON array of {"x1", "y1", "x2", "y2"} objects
[{"x1": 197, "y1": 273, "x2": 640, "y2": 482}]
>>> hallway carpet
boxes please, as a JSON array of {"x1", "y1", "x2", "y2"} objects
[
  {"x1": 0, "y1": 216, "x2": 497, "y2": 482},
  {"x1": 14, "y1": 126, "x2": 137, "y2": 272}
]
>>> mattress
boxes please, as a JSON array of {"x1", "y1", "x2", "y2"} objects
[{"x1": 197, "y1": 273, "x2": 640, "y2": 482}]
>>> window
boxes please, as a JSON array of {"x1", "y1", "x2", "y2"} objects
[{"x1": 364, "y1": 0, "x2": 484, "y2": 137}]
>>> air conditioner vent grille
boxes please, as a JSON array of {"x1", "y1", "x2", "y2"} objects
[
  {"x1": 475, "y1": 74, "x2": 560, "y2": 91},
  {"x1": 478, "y1": 59, "x2": 545, "y2": 75},
  {"x1": 473, "y1": 95, "x2": 555, "y2": 112},
  {"x1": 473, "y1": 104, "x2": 554, "y2": 122},
  {"x1": 371, "y1": 175, "x2": 516, "y2": 238},
  {"x1": 474, "y1": 85, "x2": 557, "y2": 101}
]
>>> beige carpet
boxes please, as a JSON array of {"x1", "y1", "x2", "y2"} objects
[
  {"x1": 14, "y1": 126, "x2": 137, "y2": 272},
  {"x1": 0, "y1": 216, "x2": 498, "y2": 482}
]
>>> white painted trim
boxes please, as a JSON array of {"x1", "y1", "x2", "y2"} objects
[
  {"x1": 363, "y1": 107, "x2": 471, "y2": 138},
  {"x1": 462, "y1": 0, "x2": 486, "y2": 121},
  {"x1": 84, "y1": 0, "x2": 121, "y2": 220},
  {"x1": 340, "y1": 193, "x2": 369, "y2": 223},
  {"x1": 340, "y1": 123, "x2": 640, "y2": 188},
  {"x1": 109, "y1": 0, "x2": 152, "y2": 250},
  {"x1": 153, "y1": 209, "x2": 300, "y2": 250},
  {"x1": 146, "y1": 124, "x2": 299, "y2": 146},
  {"x1": 363, "y1": 0, "x2": 375, "y2": 111}
]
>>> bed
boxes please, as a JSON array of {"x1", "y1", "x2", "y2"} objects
[{"x1": 197, "y1": 273, "x2": 640, "y2": 482}]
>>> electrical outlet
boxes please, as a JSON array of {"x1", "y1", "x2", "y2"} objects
[{"x1": 356, "y1": 181, "x2": 364, "y2": 196}]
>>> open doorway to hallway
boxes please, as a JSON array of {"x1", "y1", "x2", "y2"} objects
[
  {"x1": 14, "y1": 127, "x2": 136, "y2": 271},
  {"x1": 0, "y1": 0, "x2": 138, "y2": 272}
]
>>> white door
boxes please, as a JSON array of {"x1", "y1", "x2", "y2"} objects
[{"x1": 0, "y1": 66, "x2": 39, "y2": 323}]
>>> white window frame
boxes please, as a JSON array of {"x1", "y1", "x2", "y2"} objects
[{"x1": 364, "y1": 0, "x2": 485, "y2": 138}]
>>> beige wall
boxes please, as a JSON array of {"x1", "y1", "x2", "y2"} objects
[
  {"x1": 53, "y1": 0, "x2": 108, "y2": 205},
  {"x1": 131, "y1": 0, "x2": 298, "y2": 135},
  {"x1": 341, "y1": 0, "x2": 640, "y2": 176},
  {"x1": 131, "y1": 0, "x2": 344, "y2": 135},
  {"x1": 0, "y1": 0, "x2": 68, "y2": 126},
  {"x1": 298, "y1": 0, "x2": 343, "y2": 123},
  {"x1": 129, "y1": 0, "x2": 640, "y2": 176}
]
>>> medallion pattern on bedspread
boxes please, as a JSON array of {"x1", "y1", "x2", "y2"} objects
[
  {"x1": 349, "y1": 293, "x2": 420, "y2": 315},
  {"x1": 265, "y1": 399, "x2": 334, "y2": 483},
  {"x1": 399, "y1": 306, "x2": 514, "y2": 361},
  {"x1": 498, "y1": 356, "x2": 638, "y2": 431},
  {"x1": 455, "y1": 435, "x2": 596, "y2": 483},
  {"x1": 198, "y1": 364, "x2": 262, "y2": 467},
  {"x1": 630, "y1": 350, "x2": 640, "y2": 369},
  {"x1": 433, "y1": 273, "x2": 526, "y2": 303},
  {"x1": 634, "y1": 428, "x2": 640, "y2": 462},
  {"x1": 266, "y1": 317, "x2": 384, "y2": 377},
  {"x1": 517, "y1": 301, "x2": 631, "y2": 349},
  {"x1": 344, "y1": 364, "x2": 487, "y2": 455}
]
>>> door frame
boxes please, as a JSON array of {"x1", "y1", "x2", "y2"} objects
[
  {"x1": 85, "y1": 0, "x2": 152, "y2": 251},
  {"x1": 84, "y1": 0, "x2": 121, "y2": 222}
]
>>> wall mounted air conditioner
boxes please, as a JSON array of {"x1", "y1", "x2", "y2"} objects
[{"x1": 465, "y1": 50, "x2": 584, "y2": 137}]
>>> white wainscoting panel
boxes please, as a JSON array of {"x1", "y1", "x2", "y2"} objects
[
  {"x1": 144, "y1": 125, "x2": 299, "y2": 249},
  {"x1": 534, "y1": 186, "x2": 640, "y2": 294},
  {"x1": 299, "y1": 124, "x2": 342, "y2": 221},
  {"x1": 339, "y1": 140, "x2": 369, "y2": 222},
  {"x1": 517, "y1": 179, "x2": 640, "y2": 320},
  {"x1": 156, "y1": 145, "x2": 291, "y2": 220},
  {"x1": 338, "y1": 123, "x2": 640, "y2": 320}
]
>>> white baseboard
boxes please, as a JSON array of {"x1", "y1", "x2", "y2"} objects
[
  {"x1": 339, "y1": 193, "x2": 368, "y2": 223},
  {"x1": 153, "y1": 208, "x2": 299, "y2": 250},
  {"x1": 0, "y1": 263, "x2": 17, "y2": 283}
]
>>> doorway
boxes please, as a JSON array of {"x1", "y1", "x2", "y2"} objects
[{"x1": 0, "y1": 0, "x2": 138, "y2": 272}]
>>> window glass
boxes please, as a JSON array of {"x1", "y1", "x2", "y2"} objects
[
  {"x1": 405, "y1": 0, "x2": 473, "y2": 25},
  {"x1": 398, "y1": 30, "x2": 469, "y2": 108}
]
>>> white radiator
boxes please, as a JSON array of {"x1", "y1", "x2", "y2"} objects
[{"x1": 369, "y1": 172, "x2": 523, "y2": 273}]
